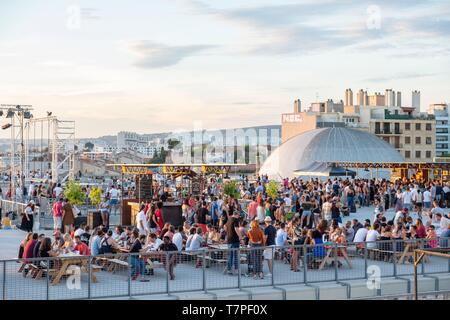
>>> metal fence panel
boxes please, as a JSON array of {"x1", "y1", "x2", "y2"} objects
[
  {"x1": 205, "y1": 248, "x2": 239, "y2": 291},
  {"x1": 167, "y1": 251, "x2": 203, "y2": 293},
  {"x1": 0, "y1": 237, "x2": 448, "y2": 300},
  {"x1": 273, "y1": 245, "x2": 305, "y2": 286}
]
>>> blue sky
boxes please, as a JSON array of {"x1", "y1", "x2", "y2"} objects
[{"x1": 0, "y1": 0, "x2": 449, "y2": 138}]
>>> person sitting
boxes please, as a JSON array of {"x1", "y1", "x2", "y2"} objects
[
  {"x1": 62, "y1": 233, "x2": 75, "y2": 253},
  {"x1": 426, "y1": 225, "x2": 438, "y2": 248},
  {"x1": 99, "y1": 230, "x2": 116, "y2": 255},
  {"x1": 33, "y1": 234, "x2": 46, "y2": 260},
  {"x1": 144, "y1": 233, "x2": 163, "y2": 252},
  {"x1": 186, "y1": 227, "x2": 204, "y2": 252},
  {"x1": 74, "y1": 224, "x2": 84, "y2": 238},
  {"x1": 74, "y1": 235, "x2": 91, "y2": 256},
  {"x1": 1, "y1": 214, "x2": 12, "y2": 230}
]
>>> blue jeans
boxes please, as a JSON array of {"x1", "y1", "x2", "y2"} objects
[
  {"x1": 347, "y1": 196, "x2": 354, "y2": 209},
  {"x1": 131, "y1": 255, "x2": 145, "y2": 277},
  {"x1": 227, "y1": 242, "x2": 240, "y2": 271}
]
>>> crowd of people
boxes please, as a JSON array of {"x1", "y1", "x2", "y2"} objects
[{"x1": 9, "y1": 174, "x2": 450, "y2": 282}]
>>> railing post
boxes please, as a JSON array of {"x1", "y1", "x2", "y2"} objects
[
  {"x1": 3, "y1": 260, "x2": 6, "y2": 300},
  {"x1": 237, "y1": 247, "x2": 241, "y2": 290},
  {"x1": 166, "y1": 252, "x2": 170, "y2": 295},
  {"x1": 364, "y1": 242, "x2": 368, "y2": 280},
  {"x1": 128, "y1": 254, "x2": 132, "y2": 299},
  {"x1": 271, "y1": 246, "x2": 275, "y2": 287},
  {"x1": 303, "y1": 245, "x2": 308, "y2": 284},
  {"x1": 46, "y1": 258, "x2": 50, "y2": 300},
  {"x1": 393, "y1": 240, "x2": 397, "y2": 278},
  {"x1": 421, "y1": 239, "x2": 425, "y2": 276},
  {"x1": 88, "y1": 257, "x2": 92, "y2": 299},
  {"x1": 202, "y1": 250, "x2": 207, "y2": 294},
  {"x1": 334, "y1": 242, "x2": 338, "y2": 282}
]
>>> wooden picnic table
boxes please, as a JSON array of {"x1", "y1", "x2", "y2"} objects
[
  {"x1": 51, "y1": 254, "x2": 99, "y2": 285},
  {"x1": 396, "y1": 240, "x2": 429, "y2": 264},
  {"x1": 318, "y1": 244, "x2": 352, "y2": 270}
]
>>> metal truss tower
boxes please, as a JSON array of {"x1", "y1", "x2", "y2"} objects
[{"x1": 24, "y1": 116, "x2": 76, "y2": 184}]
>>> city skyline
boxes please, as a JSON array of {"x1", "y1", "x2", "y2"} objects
[{"x1": 0, "y1": 0, "x2": 449, "y2": 138}]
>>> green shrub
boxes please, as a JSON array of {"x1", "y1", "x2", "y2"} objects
[
  {"x1": 63, "y1": 180, "x2": 86, "y2": 206},
  {"x1": 89, "y1": 187, "x2": 103, "y2": 207},
  {"x1": 223, "y1": 181, "x2": 240, "y2": 200},
  {"x1": 266, "y1": 180, "x2": 279, "y2": 199}
]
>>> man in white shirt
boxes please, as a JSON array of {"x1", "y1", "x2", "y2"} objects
[
  {"x1": 74, "y1": 225, "x2": 84, "y2": 237},
  {"x1": 145, "y1": 233, "x2": 163, "y2": 251},
  {"x1": 423, "y1": 188, "x2": 432, "y2": 210},
  {"x1": 283, "y1": 194, "x2": 292, "y2": 207},
  {"x1": 394, "y1": 208, "x2": 408, "y2": 225},
  {"x1": 172, "y1": 226, "x2": 184, "y2": 251},
  {"x1": 434, "y1": 213, "x2": 450, "y2": 237},
  {"x1": 54, "y1": 183, "x2": 63, "y2": 199},
  {"x1": 186, "y1": 228, "x2": 203, "y2": 251},
  {"x1": 431, "y1": 201, "x2": 444, "y2": 217},
  {"x1": 109, "y1": 186, "x2": 120, "y2": 215},
  {"x1": 366, "y1": 224, "x2": 380, "y2": 249},
  {"x1": 353, "y1": 225, "x2": 369, "y2": 243},
  {"x1": 135, "y1": 205, "x2": 148, "y2": 236},
  {"x1": 402, "y1": 187, "x2": 412, "y2": 212},
  {"x1": 275, "y1": 223, "x2": 288, "y2": 247}
]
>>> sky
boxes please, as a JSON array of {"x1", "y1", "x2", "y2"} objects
[{"x1": 0, "y1": 0, "x2": 449, "y2": 138}]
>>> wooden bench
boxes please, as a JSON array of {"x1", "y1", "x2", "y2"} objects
[{"x1": 107, "y1": 259, "x2": 129, "y2": 273}]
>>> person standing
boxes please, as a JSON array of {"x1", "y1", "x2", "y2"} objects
[
  {"x1": 52, "y1": 198, "x2": 63, "y2": 233},
  {"x1": 21, "y1": 201, "x2": 35, "y2": 232},
  {"x1": 247, "y1": 196, "x2": 258, "y2": 221},
  {"x1": 247, "y1": 219, "x2": 264, "y2": 279},
  {"x1": 263, "y1": 216, "x2": 276, "y2": 277},
  {"x1": 423, "y1": 187, "x2": 432, "y2": 211},
  {"x1": 322, "y1": 196, "x2": 332, "y2": 224},
  {"x1": 136, "y1": 204, "x2": 148, "y2": 236},
  {"x1": 62, "y1": 198, "x2": 75, "y2": 234},
  {"x1": 225, "y1": 210, "x2": 241, "y2": 275}
]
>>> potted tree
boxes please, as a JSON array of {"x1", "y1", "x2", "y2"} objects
[
  {"x1": 266, "y1": 180, "x2": 279, "y2": 200},
  {"x1": 63, "y1": 180, "x2": 86, "y2": 228},
  {"x1": 88, "y1": 186, "x2": 103, "y2": 228}
]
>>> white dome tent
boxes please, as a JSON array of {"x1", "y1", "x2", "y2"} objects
[{"x1": 259, "y1": 127, "x2": 405, "y2": 180}]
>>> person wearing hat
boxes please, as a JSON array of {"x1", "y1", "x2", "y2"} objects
[{"x1": 263, "y1": 216, "x2": 276, "y2": 277}]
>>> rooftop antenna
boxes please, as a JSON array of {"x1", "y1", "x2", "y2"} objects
[{"x1": 315, "y1": 92, "x2": 319, "y2": 102}]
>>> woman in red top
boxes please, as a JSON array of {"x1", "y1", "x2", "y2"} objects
[
  {"x1": 416, "y1": 218, "x2": 427, "y2": 239},
  {"x1": 155, "y1": 201, "x2": 164, "y2": 231},
  {"x1": 23, "y1": 233, "x2": 38, "y2": 262}
]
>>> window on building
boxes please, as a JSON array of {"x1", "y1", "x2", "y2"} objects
[
  {"x1": 405, "y1": 137, "x2": 411, "y2": 144},
  {"x1": 426, "y1": 137, "x2": 432, "y2": 145},
  {"x1": 426, "y1": 151, "x2": 432, "y2": 158},
  {"x1": 415, "y1": 137, "x2": 421, "y2": 144},
  {"x1": 405, "y1": 123, "x2": 411, "y2": 130},
  {"x1": 405, "y1": 151, "x2": 411, "y2": 159},
  {"x1": 415, "y1": 150, "x2": 421, "y2": 158},
  {"x1": 415, "y1": 123, "x2": 421, "y2": 130},
  {"x1": 426, "y1": 123, "x2": 432, "y2": 131}
]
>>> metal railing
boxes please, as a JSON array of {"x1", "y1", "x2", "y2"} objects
[
  {"x1": 1, "y1": 238, "x2": 448, "y2": 300},
  {"x1": 0, "y1": 200, "x2": 40, "y2": 226}
]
